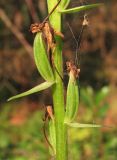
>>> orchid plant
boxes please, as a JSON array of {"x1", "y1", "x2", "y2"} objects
[{"x1": 8, "y1": 1, "x2": 102, "y2": 159}]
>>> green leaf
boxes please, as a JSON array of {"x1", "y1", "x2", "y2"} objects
[
  {"x1": 60, "y1": 3, "x2": 103, "y2": 14},
  {"x1": 65, "y1": 122, "x2": 101, "y2": 128},
  {"x1": 34, "y1": 33, "x2": 54, "y2": 81},
  {"x1": 95, "y1": 86, "x2": 110, "y2": 106},
  {"x1": 64, "y1": 71, "x2": 79, "y2": 123},
  {"x1": 7, "y1": 81, "x2": 54, "y2": 101}
]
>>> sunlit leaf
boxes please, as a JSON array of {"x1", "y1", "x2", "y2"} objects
[
  {"x1": 8, "y1": 81, "x2": 54, "y2": 101},
  {"x1": 60, "y1": 3, "x2": 103, "y2": 14},
  {"x1": 65, "y1": 122, "x2": 101, "y2": 128}
]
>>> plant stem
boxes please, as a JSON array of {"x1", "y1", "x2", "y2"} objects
[{"x1": 47, "y1": 0, "x2": 67, "y2": 159}]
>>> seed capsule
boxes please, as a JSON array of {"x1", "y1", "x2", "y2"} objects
[
  {"x1": 34, "y1": 32, "x2": 54, "y2": 81},
  {"x1": 64, "y1": 62, "x2": 80, "y2": 123},
  {"x1": 49, "y1": 120, "x2": 56, "y2": 155}
]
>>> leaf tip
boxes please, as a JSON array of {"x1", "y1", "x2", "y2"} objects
[
  {"x1": 7, "y1": 98, "x2": 11, "y2": 102},
  {"x1": 7, "y1": 97, "x2": 14, "y2": 102}
]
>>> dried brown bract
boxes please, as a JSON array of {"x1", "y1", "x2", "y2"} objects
[
  {"x1": 30, "y1": 0, "x2": 64, "y2": 53},
  {"x1": 43, "y1": 105, "x2": 54, "y2": 152},
  {"x1": 44, "y1": 105, "x2": 54, "y2": 121},
  {"x1": 66, "y1": 61, "x2": 80, "y2": 79},
  {"x1": 30, "y1": 21, "x2": 64, "y2": 53}
]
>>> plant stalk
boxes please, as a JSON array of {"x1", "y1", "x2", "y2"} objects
[{"x1": 47, "y1": 0, "x2": 67, "y2": 159}]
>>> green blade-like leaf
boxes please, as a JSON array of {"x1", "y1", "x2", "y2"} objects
[
  {"x1": 95, "y1": 86, "x2": 110, "y2": 106},
  {"x1": 65, "y1": 122, "x2": 101, "y2": 128},
  {"x1": 8, "y1": 81, "x2": 54, "y2": 101},
  {"x1": 60, "y1": 3, "x2": 103, "y2": 14}
]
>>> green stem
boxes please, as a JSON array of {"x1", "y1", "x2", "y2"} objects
[{"x1": 47, "y1": 0, "x2": 67, "y2": 159}]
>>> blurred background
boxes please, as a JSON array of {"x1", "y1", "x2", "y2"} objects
[{"x1": 0, "y1": 0, "x2": 117, "y2": 159}]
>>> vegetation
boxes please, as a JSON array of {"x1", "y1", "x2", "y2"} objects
[
  {"x1": 0, "y1": 0, "x2": 117, "y2": 160},
  {"x1": 0, "y1": 88, "x2": 117, "y2": 160}
]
